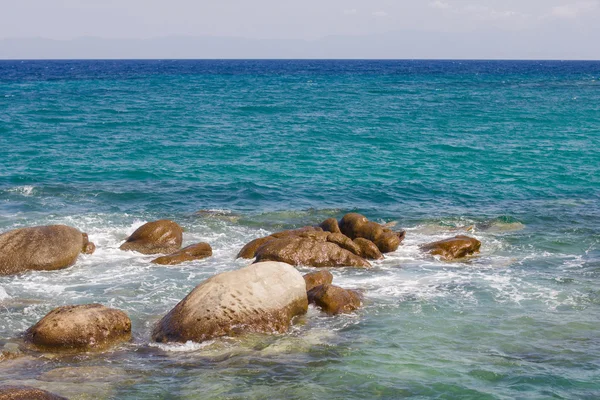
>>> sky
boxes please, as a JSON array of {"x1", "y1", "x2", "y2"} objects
[{"x1": 1, "y1": 0, "x2": 599, "y2": 59}]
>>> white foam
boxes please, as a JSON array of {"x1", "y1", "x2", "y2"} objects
[
  {"x1": 0, "y1": 286, "x2": 10, "y2": 301},
  {"x1": 149, "y1": 340, "x2": 215, "y2": 352},
  {"x1": 7, "y1": 185, "x2": 35, "y2": 196}
]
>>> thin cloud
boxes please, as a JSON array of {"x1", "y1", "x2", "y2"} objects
[
  {"x1": 372, "y1": 11, "x2": 388, "y2": 17},
  {"x1": 343, "y1": 9, "x2": 357, "y2": 15},
  {"x1": 550, "y1": 1, "x2": 599, "y2": 18},
  {"x1": 430, "y1": 1, "x2": 451, "y2": 10}
]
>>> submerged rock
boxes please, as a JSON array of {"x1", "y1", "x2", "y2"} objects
[
  {"x1": 151, "y1": 243, "x2": 212, "y2": 265},
  {"x1": 25, "y1": 304, "x2": 131, "y2": 352},
  {"x1": 0, "y1": 225, "x2": 95, "y2": 276},
  {"x1": 120, "y1": 219, "x2": 183, "y2": 255},
  {"x1": 152, "y1": 262, "x2": 308, "y2": 344},
  {"x1": 254, "y1": 236, "x2": 371, "y2": 268},
  {"x1": 0, "y1": 386, "x2": 67, "y2": 400},
  {"x1": 353, "y1": 238, "x2": 384, "y2": 260},
  {"x1": 303, "y1": 270, "x2": 334, "y2": 292},
  {"x1": 307, "y1": 284, "x2": 361, "y2": 315},
  {"x1": 420, "y1": 235, "x2": 481, "y2": 260},
  {"x1": 338, "y1": 213, "x2": 402, "y2": 253}
]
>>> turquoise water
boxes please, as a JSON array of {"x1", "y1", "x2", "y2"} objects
[{"x1": 1, "y1": 60, "x2": 599, "y2": 399}]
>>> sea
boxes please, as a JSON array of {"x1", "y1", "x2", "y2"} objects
[{"x1": 0, "y1": 60, "x2": 599, "y2": 399}]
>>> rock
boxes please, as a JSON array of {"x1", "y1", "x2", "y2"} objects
[
  {"x1": 339, "y1": 213, "x2": 401, "y2": 253},
  {"x1": 319, "y1": 218, "x2": 341, "y2": 234},
  {"x1": 353, "y1": 238, "x2": 384, "y2": 260},
  {"x1": 236, "y1": 226, "x2": 323, "y2": 259},
  {"x1": 119, "y1": 219, "x2": 183, "y2": 255},
  {"x1": 151, "y1": 243, "x2": 212, "y2": 265},
  {"x1": 0, "y1": 344, "x2": 22, "y2": 362},
  {"x1": 420, "y1": 235, "x2": 481, "y2": 260},
  {"x1": 326, "y1": 233, "x2": 362, "y2": 256},
  {"x1": 152, "y1": 262, "x2": 308, "y2": 343},
  {"x1": 0, "y1": 225, "x2": 96, "y2": 276},
  {"x1": 237, "y1": 237, "x2": 273, "y2": 259},
  {"x1": 254, "y1": 236, "x2": 371, "y2": 268},
  {"x1": 0, "y1": 386, "x2": 67, "y2": 400},
  {"x1": 303, "y1": 270, "x2": 334, "y2": 292},
  {"x1": 25, "y1": 304, "x2": 131, "y2": 352},
  {"x1": 307, "y1": 284, "x2": 361, "y2": 315}
]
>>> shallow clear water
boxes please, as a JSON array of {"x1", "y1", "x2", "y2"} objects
[{"x1": 1, "y1": 60, "x2": 599, "y2": 399}]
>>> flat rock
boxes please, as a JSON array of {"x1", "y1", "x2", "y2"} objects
[
  {"x1": 151, "y1": 243, "x2": 212, "y2": 265},
  {"x1": 420, "y1": 235, "x2": 481, "y2": 260}
]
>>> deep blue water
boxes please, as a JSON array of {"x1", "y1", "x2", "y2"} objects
[{"x1": 1, "y1": 60, "x2": 599, "y2": 399}]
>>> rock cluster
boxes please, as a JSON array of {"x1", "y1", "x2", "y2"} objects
[{"x1": 237, "y1": 213, "x2": 406, "y2": 268}]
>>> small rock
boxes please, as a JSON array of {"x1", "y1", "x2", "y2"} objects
[
  {"x1": 151, "y1": 243, "x2": 212, "y2": 265},
  {"x1": 307, "y1": 284, "x2": 361, "y2": 315},
  {"x1": 0, "y1": 386, "x2": 67, "y2": 400},
  {"x1": 353, "y1": 238, "x2": 384, "y2": 260},
  {"x1": 303, "y1": 270, "x2": 334, "y2": 292},
  {"x1": 420, "y1": 235, "x2": 481, "y2": 260},
  {"x1": 119, "y1": 219, "x2": 183, "y2": 255}
]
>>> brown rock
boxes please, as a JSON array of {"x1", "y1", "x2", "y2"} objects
[
  {"x1": 151, "y1": 243, "x2": 212, "y2": 265},
  {"x1": 338, "y1": 213, "x2": 401, "y2": 253},
  {"x1": 420, "y1": 235, "x2": 482, "y2": 260},
  {"x1": 0, "y1": 225, "x2": 96, "y2": 276},
  {"x1": 326, "y1": 233, "x2": 362, "y2": 256},
  {"x1": 0, "y1": 386, "x2": 67, "y2": 400},
  {"x1": 307, "y1": 284, "x2": 361, "y2": 315},
  {"x1": 353, "y1": 238, "x2": 384, "y2": 260},
  {"x1": 25, "y1": 304, "x2": 131, "y2": 352},
  {"x1": 152, "y1": 262, "x2": 308, "y2": 343},
  {"x1": 254, "y1": 236, "x2": 371, "y2": 268},
  {"x1": 237, "y1": 237, "x2": 273, "y2": 259},
  {"x1": 119, "y1": 219, "x2": 183, "y2": 255},
  {"x1": 303, "y1": 270, "x2": 334, "y2": 291},
  {"x1": 319, "y1": 218, "x2": 341, "y2": 234},
  {"x1": 236, "y1": 226, "x2": 324, "y2": 259}
]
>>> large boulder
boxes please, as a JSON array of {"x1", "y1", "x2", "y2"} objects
[
  {"x1": 307, "y1": 284, "x2": 361, "y2": 315},
  {"x1": 120, "y1": 219, "x2": 183, "y2": 255},
  {"x1": 338, "y1": 213, "x2": 402, "y2": 253},
  {"x1": 353, "y1": 238, "x2": 384, "y2": 260},
  {"x1": 0, "y1": 386, "x2": 67, "y2": 400},
  {"x1": 254, "y1": 236, "x2": 371, "y2": 268},
  {"x1": 420, "y1": 235, "x2": 481, "y2": 260},
  {"x1": 0, "y1": 225, "x2": 96, "y2": 276},
  {"x1": 151, "y1": 243, "x2": 212, "y2": 265},
  {"x1": 303, "y1": 270, "x2": 334, "y2": 291},
  {"x1": 153, "y1": 262, "x2": 308, "y2": 343},
  {"x1": 25, "y1": 304, "x2": 131, "y2": 352}
]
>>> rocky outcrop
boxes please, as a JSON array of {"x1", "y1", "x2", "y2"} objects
[
  {"x1": 303, "y1": 270, "x2": 334, "y2": 291},
  {"x1": 307, "y1": 284, "x2": 361, "y2": 315},
  {"x1": 353, "y1": 238, "x2": 384, "y2": 260},
  {"x1": 151, "y1": 243, "x2": 212, "y2": 265},
  {"x1": 319, "y1": 218, "x2": 341, "y2": 234},
  {"x1": 0, "y1": 386, "x2": 67, "y2": 400},
  {"x1": 254, "y1": 236, "x2": 371, "y2": 268},
  {"x1": 120, "y1": 220, "x2": 183, "y2": 255},
  {"x1": 152, "y1": 262, "x2": 308, "y2": 343},
  {"x1": 420, "y1": 235, "x2": 481, "y2": 260},
  {"x1": 0, "y1": 225, "x2": 95, "y2": 276},
  {"x1": 338, "y1": 213, "x2": 402, "y2": 253},
  {"x1": 25, "y1": 304, "x2": 131, "y2": 352},
  {"x1": 236, "y1": 227, "x2": 323, "y2": 259}
]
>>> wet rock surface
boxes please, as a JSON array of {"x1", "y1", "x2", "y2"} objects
[
  {"x1": 420, "y1": 235, "x2": 481, "y2": 260},
  {"x1": 119, "y1": 219, "x2": 183, "y2": 255},
  {"x1": 151, "y1": 242, "x2": 213, "y2": 265}
]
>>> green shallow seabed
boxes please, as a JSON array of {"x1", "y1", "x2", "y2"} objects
[{"x1": 0, "y1": 60, "x2": 599, "y2": 399}]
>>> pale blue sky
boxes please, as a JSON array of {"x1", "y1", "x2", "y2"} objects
[{"x1": 1, "y1": 0, "x2": 599, "y2": 58}]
